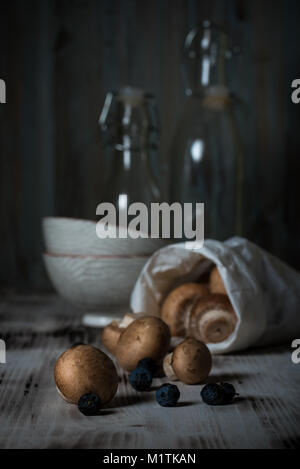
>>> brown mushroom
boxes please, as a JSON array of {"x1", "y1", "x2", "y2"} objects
[
  {"x1": 54, "y1": 344, "x2": 118, "y2": 405},
  {"x1": 188, "y1": 294, "x2": 237, "y2": 343},
  {"x1": 161, "y1": 283, "x2": 209, "y2": 337},
  {"x1": 115, "y1": 316, "x2": 171, "y2": 371},
  {"x1": 163, "y1": 337, "x2": 212, "y2": 384},
  {"x1": 101, "y1": 312, "x2": 145, "y2": 355},
  {"x1": 209, "y1": 266, "x2": 227, "y2": 294}
]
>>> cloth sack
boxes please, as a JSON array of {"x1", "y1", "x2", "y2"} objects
[{"x1": 130, "y1": 237, "x2": 300, "y2": 354}]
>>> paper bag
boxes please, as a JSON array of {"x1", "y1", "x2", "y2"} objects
[{"x1": 130, "y1": 237, "x2": 300, "y2": 354}]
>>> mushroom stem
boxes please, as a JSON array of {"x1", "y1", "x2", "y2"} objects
[
  {"x1": 188, "y1": 294, "x2": 237, "y2": 344},
  {"x1": 119, "y1": 312, "x2": 145, "y2": 328},
  {"x1": 198, "y1": 309, "x2": 237, "y2": 343},
  {"x1": 163, "y1": 353, "x2": 177, "y2": 381},
  {"x1": 101, "y1": 320, "x2": 123, "y2": 355}
]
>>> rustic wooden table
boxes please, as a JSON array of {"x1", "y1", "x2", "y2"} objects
[{"x1": 0, "y1": 292, "x2": 299, "y2": 449}]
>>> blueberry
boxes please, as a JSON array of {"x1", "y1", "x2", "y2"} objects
[
  {"x1": 78, "y1": 393, "x2": 101, "y2": 416},
  {"x1": 156, "y1": 383, "x2": 180, "y2": 407},
  {"x1": 129, "y1": 368, "x2": 152, "y2": 391},
  {"x1": 137, "y1": 358, "x2": 156, "y2": 375},
  {"x1": 220, "y1": 382, "x2": 238, "y2": 404},
  {"x1": 201, "y1": 383, "x2": 225, "y2": 405}
]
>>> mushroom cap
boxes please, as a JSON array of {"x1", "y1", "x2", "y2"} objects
[
  {"x1": 115, "y1": 316, "x2": 171, "y2": 371},
  {"x1": 209, "y1": 267, "x2": 227, "y2": 294},
  {"x1": 188, "y1": 293, "x2": 236, "y2": 342},
  {"x1": 172, "y1": 337, "x2": 212, "y2": 384},
  {"x1": 101, "y1": 321, "x2": 122, "y2": 355},
  {"x1": 101, "y1": 313, "x2": 146, "y2": 355},
  {"x1": 54, "y1": 344, "x2": 118, "y2": 404},
  {"x1": 161, "y1": 283, "x2": 209, "y2": 336}
]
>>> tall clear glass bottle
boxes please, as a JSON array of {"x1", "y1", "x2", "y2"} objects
[
  {"x1": 170, "y1": 21, "x2": 244, "y2": 240},
  {"x1": 99, "y1": 87, "x2": 161, "y2": 233}
]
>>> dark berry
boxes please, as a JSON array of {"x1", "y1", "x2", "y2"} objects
[
  {"x1": 78, "y1": 393, "x2": 101, "y2": 416},
  {"x1": 156, "y1": 383, "x2": 180, "y2": 407},
  {"x1": 220, "y1": 382, "x2": 238, "y2": 404},
  {"x1": 137, "y1": 358, "x2": 156, "y2": 375},
  {"x1": 201, "y1": 383, "x2": 225, "y2": 405},
  {"x1": 129, "y1": 368, "x2": 152, "y2": 391}
]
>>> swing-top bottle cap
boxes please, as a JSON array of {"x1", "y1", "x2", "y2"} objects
[
  {"x1": 204, "y1": 84, "x2": 229, "y2": 97},
  {"x1": 117, "y1": 86, "x2": 145, "y2": 105}
]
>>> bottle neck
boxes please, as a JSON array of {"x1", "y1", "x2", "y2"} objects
[
  {"x1": 106, "y1": 142, "x2": 160, "y2": 205},
  {"x1": 112, "y1": 141, "x2": 149, "y2": 175},
  {"x1": 187, "y1": 58, "x2": 228, "y2": 98},
  {"x1": 183, "y1": 24, "x2": 230, "y2": 98}
]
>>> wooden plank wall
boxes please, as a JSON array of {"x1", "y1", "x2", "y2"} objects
[{"x1": 0, "y1": 0, "x2": 300, "y2": 289}]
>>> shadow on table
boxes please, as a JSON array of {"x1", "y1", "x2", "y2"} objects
[
  {"x1": 229, "y1": 343, "x2": 290, "y2": 356},
  {"x1": 106, "y1": 393, "x2": 154, "y2": 409},
  {"x1": 205, "y1": 372, "x2": 249, "y2": 384}
]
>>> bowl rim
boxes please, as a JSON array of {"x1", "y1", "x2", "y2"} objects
[
  {"x1": 43, "y1": 251, "x2": 151, "y2": 260},
  {"x1": 43, "y1": 215, "x2": 97, "y2": 224},
  {"x1": 42, "y1": 216, "x2": 168, "y2": 241}
]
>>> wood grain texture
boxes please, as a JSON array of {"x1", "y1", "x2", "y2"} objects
[
  {"x1": 0, "y1": 0, "x2": 300, "y2": 289},
  {"x1": 0, "y1": 292, "x2": 299, "y2": 449}
]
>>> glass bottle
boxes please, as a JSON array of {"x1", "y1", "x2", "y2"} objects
[
  {"x1": 170, "y1": 21, "x2": 244, "y2": 240},
  {"x1": 99, "y1": 86, "x2": 161, "y2": 234}
]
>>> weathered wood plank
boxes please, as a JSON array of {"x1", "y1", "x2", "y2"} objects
[{"x1": 0, "y1": 293, "x2": 299, "y2": 449}]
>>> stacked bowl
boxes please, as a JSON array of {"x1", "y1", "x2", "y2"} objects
[{"x1": 43, "y1": 217, "x2": 168, "y2": 324}]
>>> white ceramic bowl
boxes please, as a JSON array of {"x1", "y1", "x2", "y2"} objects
[
  {"x1": 43, "y1": 252, "x2": 149, "y2": 314},
  {"x1": 42, "y1": 217, "x2": 169, "y2": 256}
]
